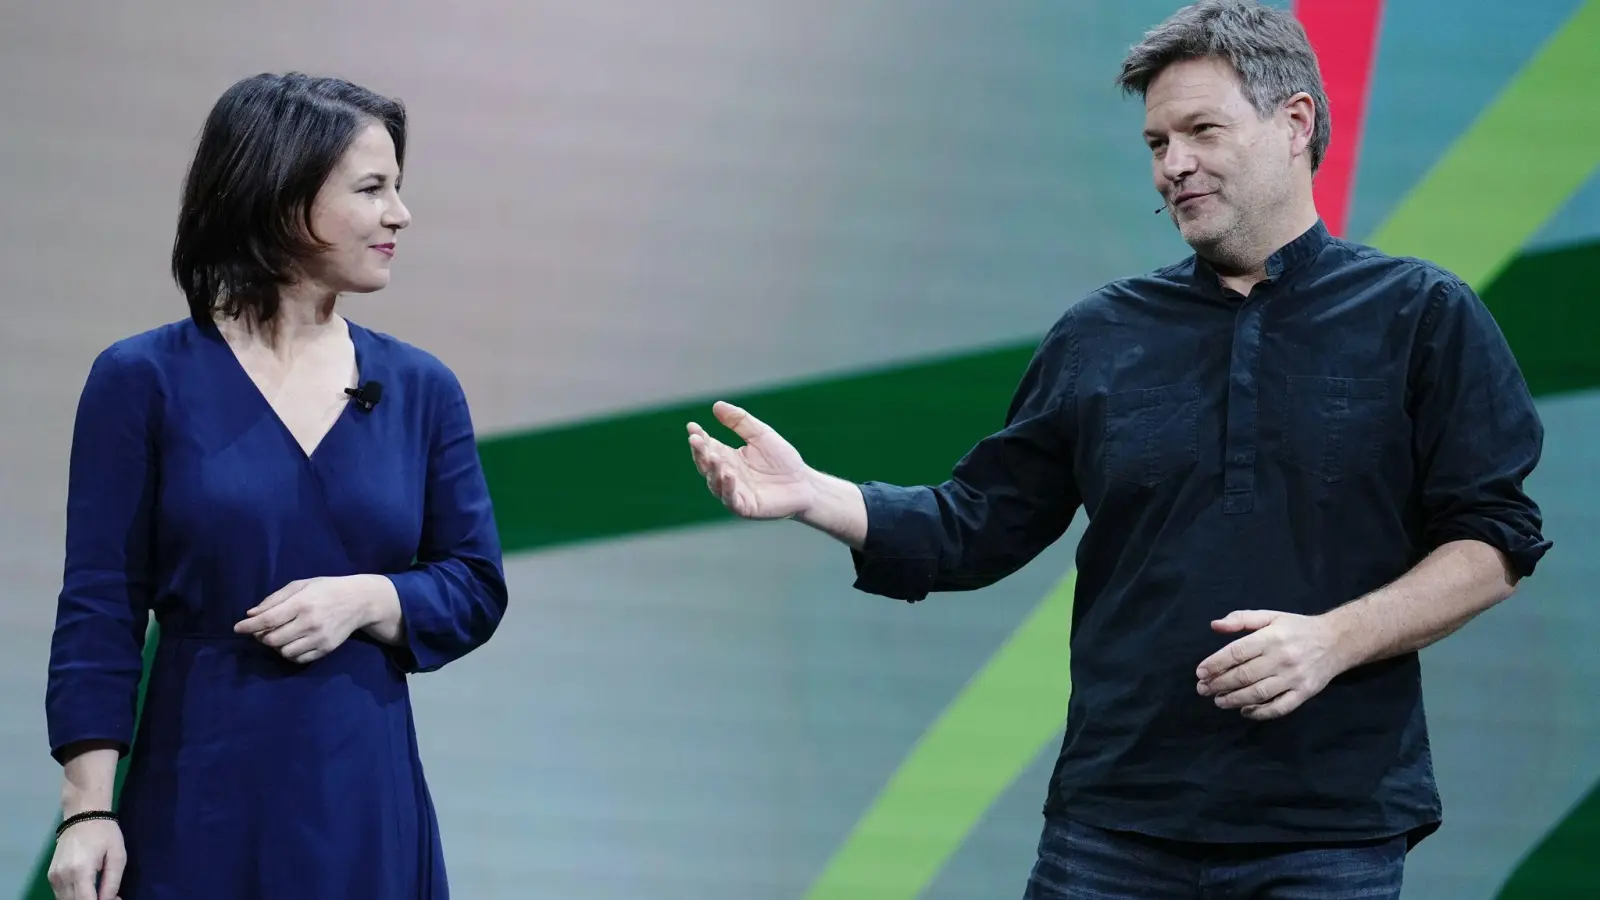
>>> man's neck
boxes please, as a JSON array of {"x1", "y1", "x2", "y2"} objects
[{"x1": 1205, "y1": 201, "x2": 1321, "y2": 296}]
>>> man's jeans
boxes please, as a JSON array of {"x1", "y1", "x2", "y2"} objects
[{"x1": 1022, "y1": 817, "x2": 1407, "y2": 899}]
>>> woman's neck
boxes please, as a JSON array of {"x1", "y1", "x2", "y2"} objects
[{"x1": 218, "y1": 287, "x2": 342, "y2": 361}]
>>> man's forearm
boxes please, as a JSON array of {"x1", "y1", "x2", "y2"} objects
[
  {"x1": 1323, "y1": 539, "x2": 1519, "y2": 670},
  {"x1": 795, "y1": 470, "x2": 869, "y2": 550}
]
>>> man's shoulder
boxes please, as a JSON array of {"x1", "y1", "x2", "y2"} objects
[
  {"x1": 1056, "y1": 239, "x2": 1474, "y2": 331},
  {"x1": 1061, "y1": 259, "x2": 1199, "y2": 325},
  {"x1": 1323, "y1": 235, "x2": 1470, "y2": 292}
]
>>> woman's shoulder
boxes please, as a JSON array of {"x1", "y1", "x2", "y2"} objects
[
  {"x1": 87, "y1": 318, "x2": 209, "y2": 386},
  {"x1": 101, "y1": 318, "x2": 205, "y2": 358},
  {"x1": 346, "y1": 319, "x2": 466, "y2": 398}
]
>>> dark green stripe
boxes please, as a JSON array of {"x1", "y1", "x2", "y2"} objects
[
  {"x1": 1496, "y1": 780, "x2": 1600, "y2": 898},
  {"x1": 1478, "y1": 238, "x2": 1600, "y2": 398},
  {"x1": 479, "y1": 342, "x2": 1038, "y2": 552}
]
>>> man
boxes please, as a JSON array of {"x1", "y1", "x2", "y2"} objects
[{"x1": 685, "y1": 0, "x2": 1549, "y2": 896}]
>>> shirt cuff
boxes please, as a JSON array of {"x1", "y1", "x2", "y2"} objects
[
  {"x1": 1428, "y1": 517, "x2": 1551, "y2": 578},
  {"x1": 849, "y1": 481, "x2": 940, "y2": 602}
]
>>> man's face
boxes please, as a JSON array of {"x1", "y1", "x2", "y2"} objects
[{"x1": 1142, "y1": 57, "x2": 1296, "y2": 257}]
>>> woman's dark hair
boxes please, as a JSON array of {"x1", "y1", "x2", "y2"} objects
[{"x1": 171, "y1": 72, "x2": 407, "y2": 326}]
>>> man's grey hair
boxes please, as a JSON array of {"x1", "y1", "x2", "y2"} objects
[{"x1": 1116, "y1": 0, "x2": 1331, "y2": 173}]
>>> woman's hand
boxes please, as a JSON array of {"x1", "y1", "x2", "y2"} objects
[
  {"x1": 233, "y1": 576, "x2": 380, "y2": 664},
  {"x1": 48, "y1": 817, "x2": 125, "y2": 900}
]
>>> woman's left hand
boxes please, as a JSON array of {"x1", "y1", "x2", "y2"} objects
[{"x1": 234, "y1": 576, "x2": 377, "y2": 664}]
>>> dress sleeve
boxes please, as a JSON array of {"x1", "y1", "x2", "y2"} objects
[
  {"x1": 46, "y1": 345, "x2": 159, "y2": 762},
  {"x1": 385, "y1": 366, "x2": 509, "y2": 672}
]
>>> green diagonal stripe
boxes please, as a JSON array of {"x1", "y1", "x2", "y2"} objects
[
  {"x1": 1495, "y1": 780, "x2": 1600, "y2": 899},
  {"x1": 478, "y1": 343, "x2": 1038, "y2": 553},
  {"x1": 1365, "y1": 0, "x2": 1600, "y2": 288},
  {"x1": 1479, "y1": 239, "x2": 1600, "y2": 398},
  {"x1": 801, "y1": 570, "x2": 1076, "y2": 900}
]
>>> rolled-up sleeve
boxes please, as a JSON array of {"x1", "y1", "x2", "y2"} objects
[
  {"x1": 851, "y1": 313, "x2": 1083, "y2": 602},
  {"x1": 1410, "y1": 278, "x2": 1551, "y2": 577}
]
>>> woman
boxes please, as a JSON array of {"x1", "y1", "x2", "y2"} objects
[{"x1": 44, "y1": 73, "x2": 508, "y2": 900}]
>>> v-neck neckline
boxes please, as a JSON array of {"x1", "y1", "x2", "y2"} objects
[{"x1": 206, "y1": 316, "x2": 367, "y2": 464}]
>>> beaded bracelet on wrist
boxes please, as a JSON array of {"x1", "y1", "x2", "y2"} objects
[{"x1": 55, "y1": 810, "x2": 117, "y2": 839}]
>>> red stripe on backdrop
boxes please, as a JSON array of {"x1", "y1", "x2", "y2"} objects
[{"x1": 1292, "y1": 0, "x2": 1385, "y2": 237}]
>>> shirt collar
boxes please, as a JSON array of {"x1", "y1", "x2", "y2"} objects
[{"x1": 1193, "y1": 218, "x2": 1331, "y2": 291}]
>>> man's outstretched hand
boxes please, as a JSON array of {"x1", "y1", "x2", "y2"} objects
[{"x1": 687, "y1": 401, "x2": 817, "y2": 520}]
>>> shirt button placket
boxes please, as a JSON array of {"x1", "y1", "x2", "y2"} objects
[{"x1": 1221, "y1": 290, "x2": 1267, "y2": 515}]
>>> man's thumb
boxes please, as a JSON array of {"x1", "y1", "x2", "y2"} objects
[{"x1": 712, "y1": 401, "x2": 771, "y2": 443}]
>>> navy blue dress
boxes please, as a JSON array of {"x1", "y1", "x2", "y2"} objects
[{"x1": 45, "y1": 318, "x2": 508, "y2": 899}]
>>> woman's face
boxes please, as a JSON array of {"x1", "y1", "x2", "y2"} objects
[{"x1": 299, "y1": 121, "x2": 411, "y2": 296}]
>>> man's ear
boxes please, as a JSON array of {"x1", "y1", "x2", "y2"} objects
[{"x1": 1282, "y1": 91, "x2": 1317, "y2": 160}]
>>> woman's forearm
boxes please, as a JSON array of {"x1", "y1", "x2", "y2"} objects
[
  {"x1": 59, "y1": 741, "x2": 120, "y2": 815},
  {"x1": 351, "y1": 573, "x2": 405, "y2": 646}
]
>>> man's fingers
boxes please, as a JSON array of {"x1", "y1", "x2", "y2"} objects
[
  {"x1": 712, "y1": 401, "x2": 772, "y2": 443},
  {"x1": 720, "y1": 470, "x2": 747, "y2": 511},
  {"x1": 1210, "y1": 609, "x2": 1282, "y2": 634},
  {"x1": 688, "y1": 431, "x2": 736, "y2": 479},
  {"x1": 687, "y1": 428, "x2": 720, "y2": 460},
  {"x1": 1213, "y1": 674, "x2": 1289, "y2": 710},
  {"x1": 1198, "y1": 658, "x2": 1267, "y2": 696},
  {"x1": 698, "y1": 448, "x2": 729, "y2": 499},
  {"x1": 693, "y1": 438, "x2": 752, "y2": 509},
  {"x1": 688, "y1": 433, "x2": 711, "y2": 475},
  {"x1": 1195, "y1": 632, "x2": 1267, "y2": 680},
  {"x1": 1240, "y1": 689, "x2": 1305, "y2": 721}
]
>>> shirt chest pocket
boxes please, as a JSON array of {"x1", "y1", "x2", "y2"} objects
[
  {"x1": 1101, "y1": 383, "x2": 1201, "y2": 487},
  {"x1": 1279, "y1": 376, "x2": 1391, "y2": 482}
]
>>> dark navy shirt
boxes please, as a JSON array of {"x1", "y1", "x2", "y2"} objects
[{"x1": 850, "y1": 220, "x2": 1549, "y2": 846}]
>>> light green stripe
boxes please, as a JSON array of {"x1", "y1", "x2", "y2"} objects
[
  {"x1": 1365, "y1": 0, "x2": 1600, "y2": 288},
  {"x1": 802, "y1": 570, "x2": 1076, "y2": 900}
]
